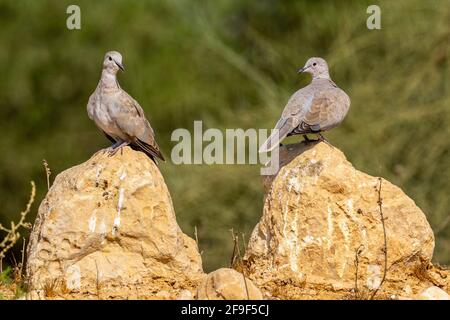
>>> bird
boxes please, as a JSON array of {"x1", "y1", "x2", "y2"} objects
[
  {"x1": 87, "y1": 51, "x2": 165, "y2": 163},
  {"x1": 259, "y1": 57, "x2": 350, "y2": 153}
]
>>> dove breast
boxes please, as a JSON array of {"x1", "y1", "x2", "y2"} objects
[
  {"x1": 285, "y1": 79, "x2": 350, "y2": 135},
  {"x1": 90, "y1": 91, "x2": 130, "y2": 141}
]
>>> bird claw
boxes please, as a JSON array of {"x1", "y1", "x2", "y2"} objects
[
  {"x1": 303, "y1": 135, "x2": 319, "y2": 144},
  {"x1": 107, "y1": 147, "x2": 118, "y2": 157},
  {"x1": 106, "y1": 141, "x2": 130, "y2": 157},
  {"x1": 317, "y1": 133, "x2": 335, "y2": 148}
]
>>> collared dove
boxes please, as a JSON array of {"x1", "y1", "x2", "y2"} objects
[
  {"x1": 87, "y1": 51, "x2": 165, "y2": 162},
  {"x1": 259, "y1": 57, "x2": 350, "y2": 153}
]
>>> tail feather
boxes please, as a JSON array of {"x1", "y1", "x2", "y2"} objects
[
  {"x1": 134, "y1": 139, "x2": 165, "y2": 162},
  {"x1": 259, "y1": 117, "x2": 295, "y2": 153}
]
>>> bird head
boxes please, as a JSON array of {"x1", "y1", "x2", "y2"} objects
[
  {"x1": 298, "y1": 57, "x2": 329, "y2": 79},
  {"x1": 103, "y1": 51, "x2": 125, "y2": 73}
]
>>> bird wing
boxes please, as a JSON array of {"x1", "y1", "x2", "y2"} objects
[
  {"x1": 259, "y1": 90, "x2": 314, "y2": 153},
  {"x1": 111, "y1": 92, "x2": 165, "y2": 161},
  {"x1": 299, "y1": 87, "x2": 350, "y2": 133},
  {"x1": 87, "y1": 92, "x2": 97, "y2": 121},
  {"x1": 259, "y1": 116, "x2": 299, "y2": 153}
]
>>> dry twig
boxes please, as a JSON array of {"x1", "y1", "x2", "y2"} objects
[
  {"x1": 194, "y1": 226, "x2": 203, "y2": 255},
  {"x1": 43, "y1": 159, "x2": 52, "y2": 190},
  {"x1": 229, "y1": 229, "x2": 250, "y2": 300},
  {"x1": 354, "y1": 244, "x2": 365, "y2": 299},
  {"x1": 0, "y1": 181, "x2": 35, "y2": 260},
  {"x1": 370, "y1": 178, "x2": 388, "y2": 299}
]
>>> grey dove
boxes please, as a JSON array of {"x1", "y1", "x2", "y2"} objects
[
  {"x1": 259, "y1": 57, "x2": 350, "y2": 152},
  {"x1": 87, "y1": 51, "x2": 165, "y2": 162}
]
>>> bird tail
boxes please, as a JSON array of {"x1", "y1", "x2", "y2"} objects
[
  {"x1": 259, "y1": 118, "x2": 294, "y2": 153},
  {"x1": 134, "y1": 139, "x2": 165, "y2": 163}
]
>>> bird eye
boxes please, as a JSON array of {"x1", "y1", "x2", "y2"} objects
[
  {"x1": 313, "y1": 62, "x2": 317, "y2": 66},
  {"x1": 108, "y1": 56, "x2": 112, "y2": 61}
]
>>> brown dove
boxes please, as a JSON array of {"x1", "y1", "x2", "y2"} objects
[
  {"x1": 87, "y1": 51, "x2": 165, "y2": 162},
  {"x1": 259, "y1": 57, "x2": 350, "y2": 152}
]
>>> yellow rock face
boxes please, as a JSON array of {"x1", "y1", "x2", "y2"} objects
[
  {"x1": 244, "y1": 141, "x2": 436, "y2": 298},
  {"x1": 196, "y1": 268, "x2": 263, "y2": 300},
  {"x1": 26, "y1": 147, "x2": 203, "y2": 299}
]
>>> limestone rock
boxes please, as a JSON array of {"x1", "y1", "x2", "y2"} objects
[
  {"x1": 417, "y1": 286, "x2": 450, "y2": 300},
  {"x1": 26, "y1": 147, "x2": 203, "y2": 299},
  {"x1": 244, "y1": 141, "x2": 435, "y2": 298},
  {"x1": 177, "y1": 289, "x2": 195, "y2": 300},
  {"x1": 196, "y1": 268, "x2": 263, "y2": 300}
]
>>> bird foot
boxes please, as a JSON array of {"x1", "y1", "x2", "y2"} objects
[
  {"x1": 303, "y1": 135, "x2": 319, "y2": 144},
  {"x1": 93, "y1": 146, "x2": 116, "y2": 157},
  {"x1": 107, "y1": 141, "x2": 130, "y2": 157},
  {"x1": 317, "y1": 134, "x2": 334, "y2": 148}
]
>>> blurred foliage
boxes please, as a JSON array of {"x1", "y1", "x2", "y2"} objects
[
  {"x1": 0, "y1": 266, "x2": 12, "y2": 285},
  {"x1": 0, "y1": 0, "x2": 449, "y2": 271}
]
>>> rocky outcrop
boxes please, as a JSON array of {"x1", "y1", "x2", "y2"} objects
[
  {"x1": 26, "y1": 147, "x2": 203, "y2": 299},
  {"x1": 244, "y1": 141, "x2": 448, "y2": 299},
  {"x1": 416, "y1": 286, "x2": 450, "y2": 300},
  {"x1": 196, "y1": 268, "x2": 263, "y2": 300},
  {"x1": 23, "y1": 140, "x2": 450, "y2": 300}
]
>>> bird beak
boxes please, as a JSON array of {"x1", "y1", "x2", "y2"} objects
[
  {"x1": 115, "y1": 61, "x2": 125, "y2": 72},
  {"x1": 298, "y1": 66, "x2": 308, "y2": 73}
]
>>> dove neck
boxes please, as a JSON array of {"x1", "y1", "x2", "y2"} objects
[
  {"x1": 313, "y1": 72, "x2": 330, "y2": 80},
  {"x1": 100, "y1": 69, "x2": 120, "y2": 89}
]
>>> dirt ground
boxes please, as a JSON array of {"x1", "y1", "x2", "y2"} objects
[
  {"x1": 2, "y1": 263, "x2": 448, "y2": 300},
  {"x1": 252, "y1": 263, "x2": 450, "y2": 300}
]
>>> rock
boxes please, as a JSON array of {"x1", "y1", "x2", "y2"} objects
[
  {"x1": 244, "y1": 141, "x2": 435, "y2": 299},
  {"x1": 196, "y1": 268, "x2": 263, "y2": 300},
  {"x1": 177, "y1": 289, "x2": 195, "y2": 300},
  {"x1": 26, "y1": 147, "x2": 203, "y2": 299},
  {"x1": 417, "y1": 286, "x2": 450, "y2": 300}
]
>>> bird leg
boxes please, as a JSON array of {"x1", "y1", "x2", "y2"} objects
[
  {"x1": 302, "y1": 134, "x2": 321, "y2": 144},
  {"x1": 109, "y1": 140, "x2": 123, "y2": 150},
  {"x1": 303, "y1": 135, "x2": 313, "y2": 144},
  {"x1": 317, "y1": 133, "x2": 334, "y2": 148},
  {"x1": 108, "y1": 141, "x2": 130, "y2": 157},
  {"x1": 92, "y1": 142, "x2": 121, "y2": 157}
]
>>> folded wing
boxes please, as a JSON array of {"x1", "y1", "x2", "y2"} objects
[
  {"x1": 299, "y1": 88, "x2": 350, "y2": 133},
  {"x1": 111, "y1": 93, "x2": 165, "y2": 161},
  {"x1": 259, "y1": 91, "x2": 314, "y2": 153}
]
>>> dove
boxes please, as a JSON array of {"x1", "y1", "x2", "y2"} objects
[
  {"x1": 87, "y1": 51, "x2": 165, "y2": 162},
  {"x1": 259, "y1": 57, "x2": 350, "y2": 152}
]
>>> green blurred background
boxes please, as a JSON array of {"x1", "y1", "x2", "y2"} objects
[{"x1": 0, "y1": 0, "x2": 449, "y2": 271}]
